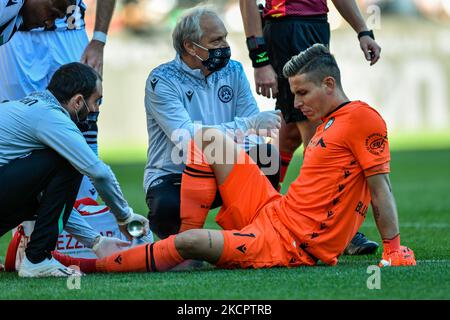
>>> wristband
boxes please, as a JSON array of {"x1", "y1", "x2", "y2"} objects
[
  {"x1": 92, "y1": 31, "x2": 107, "y2": 44},
  {"x1": 246, "y1": 36, "x2": 265, "y2": 50},
  {"x1": 249, "y1": 45, "x2": 271, "y2": 68},
  {"x1": 358, "y1": 30, "x2": 375, "y2": 40}
]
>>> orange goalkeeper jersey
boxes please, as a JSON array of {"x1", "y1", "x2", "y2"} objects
[{"x1": 273, "y1": 101, "x2": 390, "y2": 265}]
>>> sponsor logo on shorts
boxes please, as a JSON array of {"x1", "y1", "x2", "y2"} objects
[
  {"x1": 365, "y1": 133, "x2": 387, "y2": 155},
  {"x1": 236, "y1": 244, "x2": 247, "y2": 254},
  {"x1": 218, "y1": 85, "x2": 233, "y2": 103}
]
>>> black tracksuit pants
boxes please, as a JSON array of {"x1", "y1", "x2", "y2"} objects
[{"x1": 0, "y1": 149, "x2": 82, "y2": 263}]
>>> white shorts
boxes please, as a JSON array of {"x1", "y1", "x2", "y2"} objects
[{"x1": 0, "y1": 29, "x2": 89, "y2": 101}]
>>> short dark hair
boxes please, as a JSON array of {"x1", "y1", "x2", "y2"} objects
[
  {"x1": 47, "y1": 62, "x2": 102, "y2": 104},
  {"x1": 282, "y1": 44, "x2": 342, "y2": 88}
]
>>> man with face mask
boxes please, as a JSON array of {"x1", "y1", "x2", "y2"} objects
[
  {"x1": 0, "y1": 62, "x2": 149, "y2": 277},
  {"x1": 1, "y1": 0, "x2": 131, "y2": 267},
  {"x1": 144, "y1": 7, "x2": 282, "y2": 242}
]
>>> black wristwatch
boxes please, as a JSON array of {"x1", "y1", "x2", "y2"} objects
[
  {"x1": 246, "y1": 36, "x2": 266, "y2": 50},
  {"x1": 358, "y1": 30, "x2": 375, "y2": 40}
]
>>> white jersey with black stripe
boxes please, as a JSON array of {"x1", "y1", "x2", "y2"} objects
[{"x1": 0, "y1": 0, "x2": 24, "y2": 46}]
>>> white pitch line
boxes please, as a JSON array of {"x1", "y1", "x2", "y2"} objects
[
  {"x1": 344, "y1": 259, "x2": 450, "y2": 264},
  {"x1": 364, "y1": 222, "x2": 450, "y2": 229},
  {"x1": 417, "y1": 260, "x2": 450, "y2": 264}
]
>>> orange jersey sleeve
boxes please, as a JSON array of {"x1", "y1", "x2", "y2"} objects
[
  {"x1": 364, "y1": 162, "x2": 390, "y2": 177},
  {"x1": 343, "y1": 105, "x2": 390, "y2": 171}
]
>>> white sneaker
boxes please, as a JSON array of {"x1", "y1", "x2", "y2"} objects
[{"x1": 18, "y1": 255, "x2": 83, "y2": 278}]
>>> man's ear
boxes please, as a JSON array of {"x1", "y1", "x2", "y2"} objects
[
  {"x1": 68, "y1": 94, "x2": 83, "y2": 110},
  {"x1": 184, "y1": 40, "x2": 196, "y2": 56},
  {"x1": 323, "y1": 76, "x2": 336, "y2": 94}
]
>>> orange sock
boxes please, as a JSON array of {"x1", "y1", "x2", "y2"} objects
[
  {"x1": 51, "y1": 250, "x2": 97, "y2": 273},
  {"x1": 179, "y1": 139, "x2": 217, "y2": 233},
  {"x1": 96, "y1": 235, "x2": 184, "y2": 273}
]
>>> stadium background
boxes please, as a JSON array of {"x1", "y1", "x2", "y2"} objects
[{"x1": 0, "y1": 0, "x2": 449, "y2": 299}]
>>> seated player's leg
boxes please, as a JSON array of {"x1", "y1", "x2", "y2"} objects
[
  {"x1": 64, "y1": 215, "x2": 314, "y2": 274},
  {"x1": 217, "y1": 209, "x2": 316, "y2": 269},
  {"x1": 191, "y1": 128, "x2": 281, "y2": 230},
  {"x1": 145, "y1": 173, "x2": 219, "y2": 270},
  {"x1": 178, "y1": 141, "x2": 280, "y2": 235},
  {"x1": 179, "y1": 141, "x2": 218, "y2": 233},
  {"x1": 93, "y1": 230, "x2": 224, "y2": 273}
]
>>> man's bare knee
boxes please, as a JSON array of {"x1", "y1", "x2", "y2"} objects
[
  {"x1": 175, "y1": 229, "x2": 224, "y2": 263},
  {"x1": 175, "y1": 229, "x2": 205, "y2": 258}
]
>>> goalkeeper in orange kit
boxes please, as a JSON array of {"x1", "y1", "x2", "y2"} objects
[{"x1": 54, "y1": 44, "x2": 415, "y2": 273}]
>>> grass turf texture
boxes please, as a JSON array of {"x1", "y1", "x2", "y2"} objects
[{"x1": 0, "y1": 148, "x2": 449, "y2": 299}]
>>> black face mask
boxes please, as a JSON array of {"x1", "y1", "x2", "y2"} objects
[
  {"x1": 86, "y1": 111, "x2": 100, "y2": 122},
  {"x1": 74, "y1": 97, "x2": 101, "y2": 131},
  {"x1": 194, "y1": 43, "x2": 231, "y2": 72}
]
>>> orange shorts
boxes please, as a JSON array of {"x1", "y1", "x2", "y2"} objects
[
  {"x1": 215, "y1": 151, "x2": 316, "y2": 269},
  {"x1": 215, "y1": 151, "x2": 280, "y2": 230}
]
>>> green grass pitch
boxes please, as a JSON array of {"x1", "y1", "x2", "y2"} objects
[{"x1": 0, "y1": 147, "x2": 449, "y2": 299}]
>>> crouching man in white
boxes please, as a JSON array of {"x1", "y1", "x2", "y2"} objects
[{"x1": 0, "y1": 62, "x2": 149, "y2": 277}]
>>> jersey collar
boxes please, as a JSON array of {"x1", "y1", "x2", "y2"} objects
[
  {"x1": 29, "y1": 90, "x2": 70, "y2": 117},
  {"x1": 322, "y1": 101, "x2": 352, "y2": 121}
]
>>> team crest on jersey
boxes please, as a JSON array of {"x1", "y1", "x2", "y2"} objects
[
  {"x1": 365, "y1": 133, "x2": 387, "y2": 155},
  {"x1": 218, "y1": 85, "x2": 233, "y2": 103},
  {"x1": 324, "y1": 117, "x2": 335, "y2": 130}
]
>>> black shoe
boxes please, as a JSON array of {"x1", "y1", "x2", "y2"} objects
[{"x1": 344, "y1": 232, "x2": 379, "y2": 255}]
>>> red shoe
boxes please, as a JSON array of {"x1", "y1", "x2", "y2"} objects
[{"x1": 5, "y1": 225, "x2": 29, "y2": 272}]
